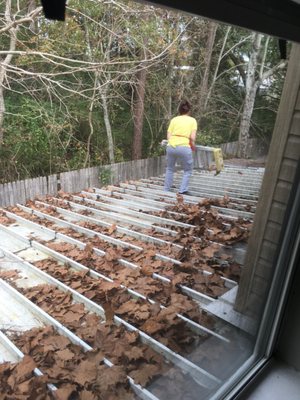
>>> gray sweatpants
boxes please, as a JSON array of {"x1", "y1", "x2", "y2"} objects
[{"x1": 164, "y1": 146, "x2": 193, "y2": 193}]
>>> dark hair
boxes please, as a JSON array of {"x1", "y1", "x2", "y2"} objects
[{"x1": 178, "y1": 100, "x2": 191, "y2": 115}]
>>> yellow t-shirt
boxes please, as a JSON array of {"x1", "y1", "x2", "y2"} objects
[{"x1": 167, "y1": 115, "x2": 197, "y2": 147}]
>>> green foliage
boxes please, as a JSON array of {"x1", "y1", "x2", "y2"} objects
[
  {"x1": 0, "y1": 0, "x2": 288, "y2": 183},
  {"x1": 99, "y1": 167, "x2": 112, "y2": 185},
  {"x1": 1, "y1": 95, "x2": 84, "y2": 182}
]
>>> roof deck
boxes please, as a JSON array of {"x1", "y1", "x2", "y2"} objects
[{"x1": 0, "y1": 163, "x2": 265, "y2": 399}]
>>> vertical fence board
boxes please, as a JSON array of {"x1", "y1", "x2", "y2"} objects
[
  {"x1": 88, "y1": 167, "x2": 100, "y2": 188},
  {"x1": 0, "y1": 184, "x2": 4, "y2": 206},
  {"x1": 3, "y1": 184, "x2": 9, "y2": 207},
  {"x1": 13, "y1": 181, "x2": 21, "y2": 205},
  {"x1": 48, "y1": 174, "x2": 58, "y2": 196},
  {"x1": 60, "y1": 171, "x2": 73, "y2": 193},
  {"x1": 7, "y1": 183, "x2": 13, "y2": 206},
  {"x1": 24, "y1": 179, "x2": 31, "y2": 203},
  {"x1": 18, "y1": 181, "x2": 27, "y2": 204}
]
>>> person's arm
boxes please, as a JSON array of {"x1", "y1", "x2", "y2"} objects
[
  {"x1": 189, "y1": 130, "x2": 196, "y2": 147},
  {"x1": 167, "y1": 130, "x2": 172, "y2": 140}
]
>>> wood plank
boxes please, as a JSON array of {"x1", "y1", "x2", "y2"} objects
[
  {"x1": 0, "y1": 184, "x2": 5, "y2": 206},
  {"x1": 48, "y1": 174, "x2": 58, "y2": 196},
  {"x1": 273, "y1": 180, "x2": 292, "y2": 203},
  {"x1": 251, "y1": 275, "x2": 269, "y2": 297},
  {"x1": 284, "y1": 133, "x2": 300, "y2": 159},
  {"x1": 18, "y1": 180, "x2": 27, "y2": 204},
  {"x1": 290, "y1": 111, "x2": 300, "y2": 135},
  {"x1": 259, "y1": 239, "x2": 278, "y2": 264},
  {"x1": 264, "y1": 220, "x2": 282, "y2": 244},
  {"x1": 278, "y1": 157, "x2": 298, "y2": 183}
]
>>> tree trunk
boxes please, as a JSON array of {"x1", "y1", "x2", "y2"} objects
[
  {"x1": 100, "y1": 87, "x2": 115, "y2": 164},
  {"x1": 167, "y1": 54, "x2": 174, "y2": 120},
  {"x1": 132, "y1": 66, "x2": 147, "y2": 160},
  {"x1": 206, "y1": 26, "x2": 231, "y2": 107},
  {"x1": 132, "y1": 34, "x2": 148, "y2": 162},
  {"x1": 238, "y1": 33, "x2": 263, "y2": 158},
  {"x1": 0, "y1": 82, "x2": 5, "y2": 144},
  {"x1": 83, "y1": 17, "x2": 115, "y2": 165},
  {"x1": 198, "y1": 21, "x2": 218, "y2": 123}
]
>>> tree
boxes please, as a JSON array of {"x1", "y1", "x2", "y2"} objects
[
  {"x1": 132, "y1": 39, "x2": 148, "y2": 160},
  {"x1": 238, "y1": 33, "x2": 287, "y2": 157},
  {"x1": 197, "y1": 20, "x2": 218, "y2": 124},
  {"x1": 0, "y1": 0, "x2": 290, "y2": 182},
  {"x1": 0, "y1": 0, "x2": 42, "y2": 143}
]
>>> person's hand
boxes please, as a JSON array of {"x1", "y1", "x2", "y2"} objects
[{"x1": 161, "y1": 139, "x2": 168, "y2": 146}]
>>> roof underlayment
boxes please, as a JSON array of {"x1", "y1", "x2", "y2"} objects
[{"x1": 0, "y1": 163, "x2": 264, "y2": 399}]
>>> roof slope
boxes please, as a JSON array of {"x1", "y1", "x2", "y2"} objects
[{"x1": 0, "y1": 164, "x2": 264, "y2": 399}]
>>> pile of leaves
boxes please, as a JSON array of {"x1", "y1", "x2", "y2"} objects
[
  {"x1": 0, "y1": 210, "x2": 15, "y2": 226},
  {"x1": 9, "y1": 326, "x2": 136, "y2": 400},
  {"x1": 0, "y1": 356, "x2": 51, "y2": 400},
  {"x1": 147, "y1": 195, "x2": 252, "y2": 245},
  {"x1": 32, "y1": 258, "x2": 211, "y2": 355},
  {"x1": 25, "y1": 196, "x2": 243, "y2": 284},
  {"x1": 0, "y1": 268, "x2": 208, "y2": 396},
  {"x1": 17, "y1": 283, "x2": 170, "y2": 388}
]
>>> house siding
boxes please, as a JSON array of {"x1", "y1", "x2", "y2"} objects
[{"x1": 235, "y1": 44, "x2": 300, "y2": 319}]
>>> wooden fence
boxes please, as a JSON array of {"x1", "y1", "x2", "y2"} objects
[
  {"x1": 0, "y1": 156, "x2": 166, "y2": 207},
  {"x1": 0, "y1": 138, "x2": 268, "y2": 207},
  {"x1": 220, "y1": 138, "x2": 269, "y2": 158}
]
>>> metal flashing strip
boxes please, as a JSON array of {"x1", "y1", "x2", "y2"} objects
[
  {"x1": 0, "y1": 330, "x2": 57, "y2": 392},
  {"x1": 74, "y1": 193, "x2": 194, "y2": 228},
  {"x1": 136, "y1": 180, "x2": 259, "y2": 198},
  {"x1": 91, "y1": 186, "x2": 254, "y2": 222},
  {"x1": 121, "y1": 182, "x2": 255, "y2": 219},
  {"x1": 151, "y1": 170, "x2": 263, "y2": 187},
  {"x1": 18, "y1": 203, "x2": 182, "y2": 266},
  {"x1": 0, "y1": 330, "x2": 25, "y2": 363},
  {"x1": 124, "y1": 179, "x2": 253, "y2": 217},
  {"x1": 32, "y1": 199, "x2": 245, "y2": 267},
  {"x1": 119, "y1": 183, "x2": 256, "y2": 214},
  {"x1": 21, "y1": 241, "x2": 223, "y2": 339},
  {"x1": 85, "y1": 189, "x2": 245, "y2": 222},
  {"x1": 97, "y1": 183, "x2": 258, "y2": 209},
  {"x1": 45, "y1": 197, "x2": 178, "y2": 236},
  {"x1": 0, "y1": 226, "x2": 230, "y2": 342},
  {"x1": 90, "y1": 188, "x2": 244, "y2": 235},
  {"x1": 141, "y1": 176, "x2": 261, "y2": 193},
  {"x1": 18, "y1": 203, "x2": 144, "y2": 252},
  {"x1": 63, "y1": 194, "x2": 194, "y2": 230},
  {"x1": 175, "y1": 171, "x2": 263, "y2": 184},
  {"x1": 81, "y1": 190, "x2": 180, "y2": 213},
  {"x1": 116, "y1": 182, "x2": 258, "y2": 205},
  {"x1": 0, "y1": 246, "x2": 106, "y2": 319},
  {"x1": 0, "y1": 279, "x2": 91, "y2": 351},
  {"x1": 0, "y1": 280, "x2": 160, "y2": 400},
  {"x1": 14, "y1": 203, "x2": 240, "y2": 285},
  {"x1": 34, "y1": 200, "x2": 183, "y2": 249},
  {"x1": 0, "y1": 248, "x2": 222, "y2": 390},
  {"x1": 115, "y1": 316, "x2": 221, "y2": 389},
  {"x1": 0, "y1": 209, "x2": 237, "y2": 301},
  {"x1": 144, "y1": 176, "x2": 261, "y2": 193},
  {"x1": 17, "y1": 203, "x2": 183, "y2": 265},
  {"x1": 139, "y1": 176, "x2": 259, "y2": 191}
]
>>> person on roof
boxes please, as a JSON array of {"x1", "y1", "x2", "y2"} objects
[{"x1": 163, "y1": 100, "x2": 197, "y2": 195}]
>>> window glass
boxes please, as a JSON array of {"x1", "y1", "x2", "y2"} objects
[{"x1": 0, "y1": 1, "x2": 297, "y2": 400}]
